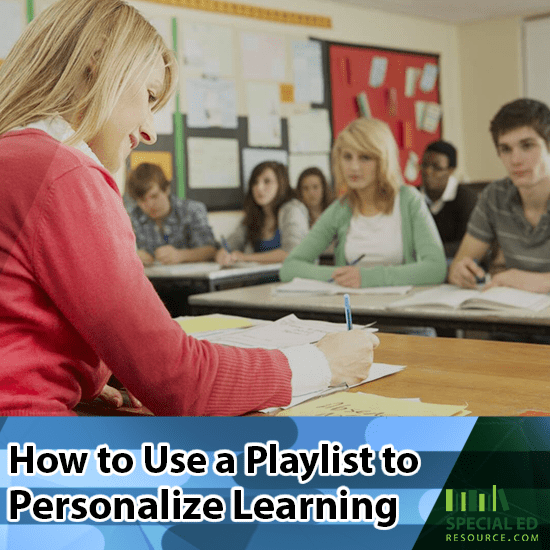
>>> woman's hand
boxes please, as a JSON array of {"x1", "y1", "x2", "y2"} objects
[
  {"x1": 331, "y1": 266, "x2": 361, "y2": 288},
  {"x1": 315, "y1": 330, "x2": 380, "y2": 386},
  {"x1": 97, "y1": 384, "x2": 142, "y2": 409}
]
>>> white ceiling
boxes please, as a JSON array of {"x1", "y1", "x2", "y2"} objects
[{"x1": 325, "y1": 0, "x2": 550, "y2": 23}]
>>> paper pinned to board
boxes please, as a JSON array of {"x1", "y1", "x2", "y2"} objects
[
  {"x1": 419, "y1": 63, "x2": 438, "y2": 92},
  {"x1": 292, "y1": 40, "x2": 324, "y2": 104},
  {"x1": 277, "y1": 392, "x2": 470, "y2": 417},
  {"x1": 369, "y1": 56, "x2": 388, "y2": 88},
  {"x1": 405, "y1": 67, "x2": 421, "y2": 98}
]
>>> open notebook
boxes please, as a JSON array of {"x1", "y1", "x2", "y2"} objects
[
  {"x1": 388, "y1": 284, "x2": 550, "y2": 312},
  {"x1": 274, "y1": 277, "x2": 412, "y2": 296}
]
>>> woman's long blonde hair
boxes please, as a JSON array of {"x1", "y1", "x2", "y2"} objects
[
  {"x1": 332, "y1": 118, "x2": 403, "y2": 215},
  {"x1": 0, "y1": 0, "x2": 177, "y2": 145}
]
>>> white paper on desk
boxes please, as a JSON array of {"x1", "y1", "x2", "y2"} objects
[
  {"x1": 181, "y1": 23, "x2": 234, "y2": 77},
  {"x1": 246, "y1": 82, "x2": 282, "y2": 147},
  {"x1": 145, "y1": 262, "x2": 221, "y2": 277},
  {"x1": 275, "y1": 278, "x2": 412, "y2": 296},
  {"x1": 292, "y1": 40, "x2": 324, "y2": 104},
  {"x1": 186, "y1": 78, "x2": 237, "y2": 129},
  {"x1": 369, "y1": 57, "x2": 388, "y2": 88},
  {"x1": 201, "y1": 314, "x2": 377, "y2": 349},
  {"x1": 263, "y1": 363, "x2": 406, "y2": 412},
  {"x1": 240, "y1": 32, "x2": 285, "y2": 81},
  {"x1": 0, "y1": 1, "x2": 24, "y2": 59},
  {"x1": 288, "y1": 110, "x2": 331, "y2": 153},
  {"x1": 388, "y1": 284, "x2": 550, "y2": 312},
  {"x1": 187, "y1": 138, "x2": 240, "y2": 189}
]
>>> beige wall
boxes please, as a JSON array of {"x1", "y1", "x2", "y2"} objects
[{"x1": 457, "y1": 16, "x2": 523, "y2": 182}]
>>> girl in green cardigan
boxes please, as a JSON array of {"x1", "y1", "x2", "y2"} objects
[{"x1": 280, "y1": 118, "x2": 447, "y2": 288}]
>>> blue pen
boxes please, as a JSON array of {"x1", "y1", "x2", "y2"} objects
[
  {"x1": 221, "y1": 237, "x2": 232, "y2": 253},
  {"x1": 328, "y1": 254, "x2": 366, "y2": 283},
  {"x1": 344, "y1": 294, "x2": 353, "y2": 330}
]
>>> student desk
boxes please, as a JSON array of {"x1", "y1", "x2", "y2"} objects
[
  {"x1": 188, "y1": 283, "x2": 550, "y2": 336},
  {"x1": 144, "y1": 262, "x2": 281, "y2": 292},
  {"x1": 75, "y1": 332, "x2": 550, "y2": 416}
]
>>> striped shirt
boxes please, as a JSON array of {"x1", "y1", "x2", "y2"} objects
[
  {"x1": 128, "y1": 195, "x2": 216, "y2": 256},
  {"x1": 467, "y1": 178, "x2": 550, "y2": 272}
]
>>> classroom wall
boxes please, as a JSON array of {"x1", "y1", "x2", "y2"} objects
[
  {"x1": 125, "y1": 0, "x2": 464, "y2": 236},
  {"x1": 32, "y1": 0, "x2": 527, "y2": 233},
  {"x1": 457, "y1": 16, "x2": 523, "y2": 182}
]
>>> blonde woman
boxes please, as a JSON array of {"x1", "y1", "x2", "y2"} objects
[
  {"x1": 280, "y1": 118, "x2": 447, "y2": 287},
  {"x1": 0, "y1": 0, "x2": 378, "y2": 416}
]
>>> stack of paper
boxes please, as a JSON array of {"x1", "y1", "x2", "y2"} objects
[
  {"x1": 197, "y1": 314, "x2": 377, "y2": 349},
  {"x1": 274, "y1": 278, "x2": 412, "y2": 296}
]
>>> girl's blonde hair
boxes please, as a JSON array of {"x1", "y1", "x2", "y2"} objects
[
  {"x1": 332, "y1": 118, "x2": 403, "y2": 214},
  {"x1": 0, "y1": 0, "x2": 177, "y2": 145}
]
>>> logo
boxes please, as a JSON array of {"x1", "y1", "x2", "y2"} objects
[
  {"x1": 446, "y1": 485, "x2": 509, "y2": 513},
  {"x1": 445, "y1": 485, "x2": 538, "y2": 544}
]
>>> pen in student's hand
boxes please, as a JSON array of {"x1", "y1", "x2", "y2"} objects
[
  {"x1": 349, "y1": 254, "x2": 366, "y2": 266},
  {"x1": 221, "y1": 237, "x2": 232, "y2": 253},
  {"x1": 473, "y1": 259, "x2": 486, "y2": 284},
  {"x1": 344, "y1": 293, "x2": 353, "y2": 330},
  {"x1": 328, "y1": 254, "x2": 366, "y2": 283}
]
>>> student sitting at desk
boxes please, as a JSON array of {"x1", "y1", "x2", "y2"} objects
[
  {"x1": 0, "y1": 0, "x2": 378, "y2": 416},
  {"x1": 449, "y1": 99, "x2": 550, "y2": 294},
  {"x1": 126, "y1": 162, "x2": 217, "y2": 266},
  {"x1": 420, "y1": 140, "x2": 478, "y2": 259},
  {"x1": 216, "y1": 161, "x2": 309, "y2": 266},
  {"x1": 280, "y1": 118, "x2": 447, "y2": 288},
  {"x1": 296, "y1": 167, "x2": 334, "y2": 227}
]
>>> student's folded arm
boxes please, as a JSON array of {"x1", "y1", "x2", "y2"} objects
[
  {"x1": 34, "y1": 166, "x2": 294, "y2": 416},
  {"x1": 359, "y1": 189, "x2": 447, "y2": 287},
  {"x1": 280, "y1": 204, "x2": 340, "y2": 282}
]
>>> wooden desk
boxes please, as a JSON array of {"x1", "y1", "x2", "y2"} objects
[
  {"x1": 369, "y1": 333, "x2": 550, "y2": 416},
  {"x1": 188, "y1": 282, "x2": 550, "y2": 335},
  {"x1": 145, "y1": 262, "x2": 281, "y2": 292},
  {"x1": 76, "y1": 332, "x2": 550, "y2": 416}
]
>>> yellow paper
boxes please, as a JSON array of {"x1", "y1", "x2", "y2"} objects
[
  {"x1": 176, "y1": 315, "x2": 255, "y2": 334},
  {"x1": 130, "y1": 151, "x2": 173, "y2": 181},
  {"x1": 277, "y1": 391, "x2": 469, "y2": 417}
]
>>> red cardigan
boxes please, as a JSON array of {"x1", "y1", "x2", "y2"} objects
[{"x1": 0, "y1": 130, "x2": 292, "y2": 415}]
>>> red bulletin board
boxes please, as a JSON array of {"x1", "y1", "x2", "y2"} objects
[{"x1": 329, "y1": 43, "x2": 441, "y2": 187}]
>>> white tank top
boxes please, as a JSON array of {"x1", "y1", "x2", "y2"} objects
[{"x1": 344, "y1": 199, "x2": 404, "y2": 267}]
